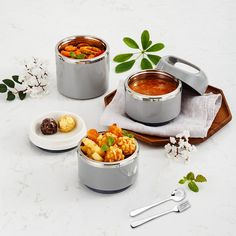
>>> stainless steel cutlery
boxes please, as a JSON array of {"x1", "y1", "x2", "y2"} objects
[
  {"x1": 130, "y1": 200, "x2": 191, "y2": 228},
  {"x1": 130, "y1": 188, "x2": 186, "y2": 217},
  {"x1": 130, "y1": 188, "x2": 191, "y2": 228}
]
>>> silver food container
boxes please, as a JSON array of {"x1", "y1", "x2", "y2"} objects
[
  {"x1": 55, "y1": 35, "x2": 109, "y2": 99},
  {"x1": 77, "y1": 138, "x2": 139, "y2": 193},
  {"x1": 125, "y1": 70, "x2": 182, "y2": 125}
]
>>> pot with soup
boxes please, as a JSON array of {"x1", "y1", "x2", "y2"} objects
[{"x1": 124, "y1": 70, "x2": 182, "y2": 125}]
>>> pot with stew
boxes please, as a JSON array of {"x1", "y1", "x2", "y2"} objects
[{"x1": 124, "y1": 70, "x2": 182, "y2": 125}]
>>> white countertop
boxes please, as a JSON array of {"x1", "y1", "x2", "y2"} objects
[{"x1": 0, "y1": 0, "x2": 236, "y2": 235}]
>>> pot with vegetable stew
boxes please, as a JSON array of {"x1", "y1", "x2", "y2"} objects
[{"x1": 55, "y1": 35, "x2": 109, "y2": 99}]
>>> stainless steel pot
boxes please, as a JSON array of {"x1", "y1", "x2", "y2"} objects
[
  {"x1": 124, "y1": 70, "x2": 182, "y2": 125},
  {"x1": 55, "y1": 35, "x2": 109, "y2": 99},
  {"x1": 77, "y1": 138, "x2": 139, "y2": 193}
]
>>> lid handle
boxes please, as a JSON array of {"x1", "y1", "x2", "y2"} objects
[{"x1": 156, "y1": 55, "x2": 208, "y2": 95}]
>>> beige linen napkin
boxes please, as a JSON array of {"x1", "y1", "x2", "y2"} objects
[{"x1": 100, "y1": 81, "x2": 222, "y2": 138}]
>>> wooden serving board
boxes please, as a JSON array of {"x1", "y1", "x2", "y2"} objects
[{"x1": 104, "y1": 86, "x2": 232, "y2": 146}]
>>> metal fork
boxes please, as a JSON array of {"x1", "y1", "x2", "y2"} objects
[{"x1": 130, "y1": 200, "x2": 191, "y2": 228}]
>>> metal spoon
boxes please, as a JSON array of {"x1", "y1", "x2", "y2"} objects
[{"x1": 129, "y1": 188, "x2": 186, "y2": 217}]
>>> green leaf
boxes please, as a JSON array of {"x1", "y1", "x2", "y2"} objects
[
  {"x1": 188, "y1": 181, "x2": 199, "y2": 192},
  {"x1": 101, "y1": 144, "x2": 109, "y2": 152},
  {"x1": 115, "y1": 60, "x2": 135, "y2": 73},
  {"x1": 141, "y1": 58, "x2": 153, "y2": 69},
  {"x1": 141, "y1": 30, "x2": 150, "y2": 50},
  {"x1": 76, "y1": 54, "x2": 86, "y2": 59},
  {"x1": 195, "y1": 175, "x2": 207, "y2": 182},
  {"x1": 70, "y1": 52, "x2": 76, "y2": 58},
  {"x1": 179, "y1": 179, "x2": 186, "y2": 184},
  {"x1": 147, "y1": 54, "x2": 161, "y2": 65},
  {"x1": 12, "y1": 75, "x2": 22, "y2": 84},
  {"x1": 107, "y1": 136, "x2": 115, "y2": 146},
  {"x1": 7, "y1": 91, "x2": 15, "y2": 101},
  {"x1": 146, "y1": 40, "x2": 152, "y2": 49},
  {"x1": 186, "y1": 172, "x2": 195, "y2": 180},
  {"x1": 0, "y1": 83, "x2": 7, "y2": 93},
  {"x1": 123, "y1": 37, "x2": 139, "y2": 49},
  {"x1": 113, "y1": 53, "x2": 133, "y2": 63},
  {"x1": 123, "y1": 130, "x2": 134, "y2": 138},
  {"x1": 18, "y1": 91, "x2": 27, "y2": 100},
  {"x1": 3, "y1": 79, "x2": 15, "y2": 88},
  {"x1": 146, "y1": 43, "x2": 165, "y2": 52}
]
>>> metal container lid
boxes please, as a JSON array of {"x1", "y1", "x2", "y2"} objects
[{"x1": 156, "y1": 55, "x2": 208, "y2": 95}]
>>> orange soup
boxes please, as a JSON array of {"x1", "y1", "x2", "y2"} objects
[{"x1": 129, "y1": 78, "x2": 178, "y2": 96}]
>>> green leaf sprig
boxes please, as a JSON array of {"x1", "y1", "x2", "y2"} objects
[
  {"x1": 101, "y1": 136, "x2": 115, "y2": 152},
  {"x1": 0, "y1": 75, "x2": 26, "y2": 101},
  {"x1": 113, "y1": 30, "x2": 165, "y2": 73},
  {"x1": 122, "y1": 130, "x2": 134, "y2": 138},
  {"x1": 179, "y1": 172, "x2": 207, "y2": 192}
]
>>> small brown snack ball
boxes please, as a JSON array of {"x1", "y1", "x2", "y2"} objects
[{"x1": 40, "y1": 118, "x2": 58, "y2": 135}]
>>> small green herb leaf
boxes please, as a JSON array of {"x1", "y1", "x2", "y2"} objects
[
  {"x1": 101, "y1": 144, "x2": 109, "y2": 152},
  {"x1": 179, "y1": 179, "x2": 186, "y2": 184},
  {"x1": 107, "y1": 136, "x2": 115, "y2": 146},
  {"x1": 186, "y1": 172, "x2": 195, "y2": 180},
  {"x1": 141, "y1": 30, "x2": 150, "y2": 50},
  {"x1": 147, "y1": 54, "x2": 161, "y2": 65},
  {"x1": 188, "y1": 181, "x2": 199, "y2": 192},
  {"x1": 141, "y1": 58, "x2": 153, "y2": 69},
  {"x1": 12, "y1": 75, "x2": 22, "y2": 84},
  {"x1": 76, "y1": 54, "x2": 86, "y2": 59},
  {"x1": 115, "y1": 60, "x2": 135, "y2": 73},
  {"x1": 123, "y1": 37, "x2": 139, "y2": 49},
  {"x1": 70, "y1": 52, "x2": 76, "y2": 58},
  {"x1": 18, "y1": 91, "x2": 27, "y2": 100},
  {"x1": 3, "y1": 79, "x2": 15, "y2": 88},
  {"x1": 195, "y1": 175, "x2": 207, "y2": 182},
  {"x1": 7, "y1": 91, "x2": 15, "y2": 101},
  {"x1": 123, "y1": 130, "x2": 134, "y2": 138},
  {"x1": 146, "y1": 43, "x2": 165, "y2": 52},
  {"x1": 0, "y1": 83, "x2": 7, "y2": 93},
  {"x1": 113, "y1": 53, "x2": 133, "y2": 63}
]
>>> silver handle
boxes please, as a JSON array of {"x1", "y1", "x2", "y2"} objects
[
  {"x1": 130, "y1": 209, "x2": 174, "y2": 228},
  {"x1": 130, "y1": 198, "x2": 170, "y2": 217}
]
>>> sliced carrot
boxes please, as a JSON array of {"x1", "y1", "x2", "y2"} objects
[
  {"x1": 75, "y1": 49, "x2": 82, "y2": 55},
  {"x1": 61, "y1": 50, "x2": 70, "y2": 57},
  {"x1": 87, "y1": 129, "x2": 99, "y2": 143}
]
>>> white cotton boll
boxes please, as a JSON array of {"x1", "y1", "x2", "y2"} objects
[
  {"x1": 184, "y1": 142, "x2": 191, "y2": 149},
  {"x1": 31, "y1": 67, "x2": 41, "y2": 76},
  {"x1": 18, "y1": 76, "x2": 25, "y2": 83},
  {"x1": 170, "y1": 137, "x2": 176, "y2": 144},
  {"x1": 164, "y1": 130, "x2": 197, "y2": 162},
  {"x1": 176, "y1": 153, "x2": 182, "y2": 159},
  {"x1": 172, "y1": 145, "x2": 177, "y2": 156},
  {"x1": 178, "y1": 138, "x2": 185, "y2": 148},
  {"x1": 164, "y1": 143, "x2": 172, "y2": 152}
]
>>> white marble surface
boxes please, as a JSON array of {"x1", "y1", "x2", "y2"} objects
[{"x1": 0, "y1": 0, "x2": 236, "y2": 235}]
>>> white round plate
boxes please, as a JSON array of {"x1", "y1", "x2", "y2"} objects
[{"x1": 29, "y1": 111, "x2": 87, "y2": 151}]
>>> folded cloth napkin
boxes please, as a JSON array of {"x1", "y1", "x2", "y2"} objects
[{"x1": 100, "y1": 81, "x2": 222, "y2": 138}]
